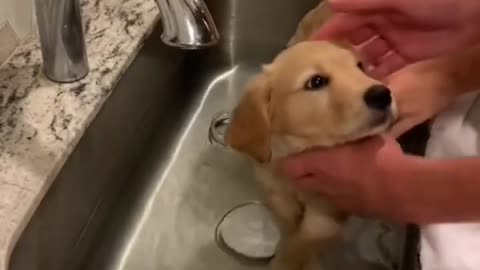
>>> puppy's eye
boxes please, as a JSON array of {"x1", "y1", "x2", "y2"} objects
[
  {"x1": 305, "y1": 74, "x2": 330, "y2": 90},
  {"x1": 357, "y1": 61, "x2": 365, "y2": 71}
]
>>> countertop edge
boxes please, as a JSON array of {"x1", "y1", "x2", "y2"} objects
[{"x1": 0, "y1": 1, "x2": 161, "y2": 269}]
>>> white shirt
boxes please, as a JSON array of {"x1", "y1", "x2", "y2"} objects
[{"x1": 421, "y1": 91, "x2": 480, "y2": 270}]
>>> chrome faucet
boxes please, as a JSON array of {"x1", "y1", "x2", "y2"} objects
[
  {"x1": 35, "y1": 0, "x2": 89, "y2": 83},
  {"x1": 33, "y1": 0, "x2": 218, "y2": 83},
  {"x1": 155, "y1": 0, "x2": 220, "y2": 49}
]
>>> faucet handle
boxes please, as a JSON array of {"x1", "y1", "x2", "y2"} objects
[{"x1": 156, "y1": 0, "x2": 220, "y2": 49}]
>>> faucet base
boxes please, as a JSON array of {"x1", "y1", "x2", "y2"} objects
[
  {"x1": 41, "y1": 66, "x2": 89, "y2": 84},
  {"x1": 160, "y1": 36, "x2": 220, "y2": 50}
]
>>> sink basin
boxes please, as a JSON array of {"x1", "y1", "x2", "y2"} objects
[{"x1": 9, "y1": 0, "x2": 427, "y2": 269}]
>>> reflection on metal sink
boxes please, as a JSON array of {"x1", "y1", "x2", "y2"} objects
[{"x1": 9, "y1": 0, "x2": 426, "y2": 269}]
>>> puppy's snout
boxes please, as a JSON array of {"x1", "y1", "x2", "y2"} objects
[{"x1": 363, "y1": 85, "x2": 392, "y2": 111}]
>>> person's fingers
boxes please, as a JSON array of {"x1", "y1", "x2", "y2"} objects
[
  {"x1": 276, "y1": 155, "x2": 314, "y2": 179},
  {"x1": 277, "y1": 149, "x2": 330, "y2": 179},
  {"x1": 313, "y1": 13, "x2": 372, "y2": 41},
  {"x1": 346, "y1": 26, "x2": 377, "y2": 45},
  {"x1": 371, "y1": 51, "x2": 408, "y2": 78},
  {"x1": 295, "y1": 176, "x2": 363, "y2": 213},
  {"x1": 329, "y1": 0, "x2": 398, "y2": 13},
  {"x1": 357, "y1": 36, "x2": 391, "y2": 64},
  {"x1": 294, "y1": 175, "x2": 336, "y2": 195}
]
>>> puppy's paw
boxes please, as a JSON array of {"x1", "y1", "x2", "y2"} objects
[{"x1": 301, "y1": 205, "x2": 343, "y2": 242}]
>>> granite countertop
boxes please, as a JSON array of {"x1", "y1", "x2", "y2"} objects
[{"x1": 0, "y1": 0, "x2": 160, "y2": 268}]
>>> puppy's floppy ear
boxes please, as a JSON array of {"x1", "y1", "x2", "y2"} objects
[
  {"x1": 225, "y1": 71, "x2": 272, "y2": 163},
  {"x1": 288, "y1": 1, "x2": 333, "y2": 46}
]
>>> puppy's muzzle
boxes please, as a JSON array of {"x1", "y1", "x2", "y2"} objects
[
  {"x1": 363, "y1": 85, "x2": 392, "y2": 111},
  {"x1": 363, "y1": 84, "x2": 395, "y2": 128}
]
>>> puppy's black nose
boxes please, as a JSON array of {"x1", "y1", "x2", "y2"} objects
[{"x1": 364, "y1": 85, "x2": 392, "y2": 111}]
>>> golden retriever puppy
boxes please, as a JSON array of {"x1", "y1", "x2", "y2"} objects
[{"x1": 225, "y1": 17, "x2": 397, "y2": 270}]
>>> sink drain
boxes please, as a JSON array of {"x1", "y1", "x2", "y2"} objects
[
  {"x1": 215, "y1": 201, "x2": 280, "y2": 263},
  {"x1": 209, "y1": 111, "x2": 230, "y2": 146}
]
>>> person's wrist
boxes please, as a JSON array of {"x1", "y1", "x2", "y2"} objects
[
  {"x1": 386, "y1": 154, "x2": 462, "y2": 224},
  {"x1": 389, "y1": 156, "x2": 480, "y2": 224},
  {"x1": 375, "y1": 151, "x2": 422, "y2": 223},
  {"x1": 418, "y1": 158, "x2": 480, "y2": 223}
]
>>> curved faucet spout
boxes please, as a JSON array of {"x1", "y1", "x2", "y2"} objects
[{"x1": 155, "y1": 0, "x2": 220, "y2": 49}]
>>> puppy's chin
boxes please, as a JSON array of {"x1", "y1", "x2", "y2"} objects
[
  {"x1": 342, "y1": 100, "x2": 398, "y2": 143},
  {"x1": 341, "y1": 110, "x2": 396, "y2": 144},
  {"x1": 363, "y1": 99, "x2": 398, "y2": 134},
  {"x1": 359, "y1": 110, "x2": 396, "y2": 138}
]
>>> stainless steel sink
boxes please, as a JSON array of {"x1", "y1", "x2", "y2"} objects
[{"x1": 9, "y1": 0, "x2": 426, "y2": 269}]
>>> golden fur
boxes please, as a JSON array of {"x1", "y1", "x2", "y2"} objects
[
  {"x1": 225, "y1": 3, "x2": 396, "y2": 270},
  {"x1": 287, "y1": 2, "x2": 332, "y2": 47}
]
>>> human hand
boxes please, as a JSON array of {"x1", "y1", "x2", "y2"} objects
[
  {"x1": 385, "y1": 61, "x2": 460, "y2": 137},
  {"x1": 314, "y1": 0, "x2": 480, "y2": 77},
  {"x1": 277, "y1": 135, "x2": 412, "y2": 221}
]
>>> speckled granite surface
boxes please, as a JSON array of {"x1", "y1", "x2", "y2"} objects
[{"x1": 0, "y1": 0, "x2": 160, "y2": 268}]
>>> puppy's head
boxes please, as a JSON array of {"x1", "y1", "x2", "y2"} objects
[{"x1": 225, "y1": 41, "x2": 397, "y2": 163}]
